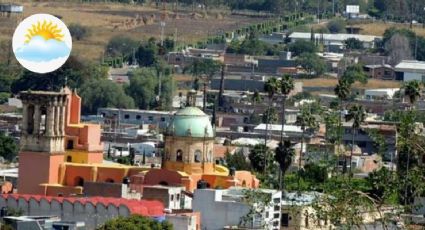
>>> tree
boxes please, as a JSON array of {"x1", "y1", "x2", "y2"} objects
[
  {"x1": 274, "y1": 140, "x2": 294, "y2": 190},
  {"x1": 263, "y1": 77, "x2": 280, "y2": 145},
  {"x1": 106, "y1": 35, "x2": 139, "y2": 61},
  {"x1": 136, "y1": 42, "x2": 158, "y2": 67},
  {"x1": 345, "y1": 104, "x2": 366, "y2": 176},
  {"x1": 344, "y1": 38, "x2": 364, "y2": 50},
  {"x1": 326, "y1": 18, "x2": 346, "y2": 34},
  {"x1": 0, "y1": 132, "x2": 18, "y2": 161},
  {"x1": 279, "y1": 75, "x2": 294, "y2": 142},
  {"x1": 225, "y1": 150, "x2": 251, "y2": 171},
  {"x1": 334, "y1": 78, "x2": 351, "y2": 173},
  {"x1": 126, "y1": 68, "x2": 174, "y2": 110},
  {"x1": 69, "y1": 23, "x2": 90, "y2": 41},
  {"x1": 79, "y1": 79, "x2": 135, "y2": 114},
  {"x1": 248, "y1": 144, "x2": 271, "y2": 173},
  {"x1": 296, "y1": 53, "x2": 326, "y2": 77},
  {"x1": 385, "y1": 33, "x2": 413, "y2": 66},
  {"x1": 11, "y1": 56, "x2": 106, "y2": 94},
  {"x1": 295, "y1": 105, "x2": 318, "y2": 190},
  {"x1": 341, "y1": 64, "x2": 368, "y2": 85},
  {"x1": 288, "y1": 40, "x2": 317, "y2": 56},
  {"x1": 403, "y1": 80, "x2": 421, "y2": 110},
  {"x1": 96, "y1": 215, "x2": 173, "y2": 230}
]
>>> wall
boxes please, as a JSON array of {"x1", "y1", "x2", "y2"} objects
[
  {"x1": 404, "y1": 72, "x2": 423, "y2": 82},
  {"x1": 193, "y1": 189, "x2": 250, "y2": 230}
]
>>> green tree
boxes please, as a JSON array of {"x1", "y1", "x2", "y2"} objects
[
  {"x1": 345, "y1": 104, "x2": 366, "y2": 176},
  {"x1": 136, "y1": 42, "x2": 158, "y2": 67},
  {"x1": 326, "y1": 18, "x2": 346, "y2": 34},
  {"x1": 334, "y1": 78, "x2": 351, "y2": 171},
  {"x1": 106, "y1": 35, "x2": 139, "y2": 61},
  {"x1": 279, "y1": 75, "x2": 294, "y2": 142},
  {"x1": 225, "y1": 150, "x2": 251, "y2": 171},
  {"x1": 296, "y1": 53, "x2": 326, "y2": 77},
  {"x1": 274, "y1": 140, "x2": 294, "y2": 190},
  {"x1": 341, "y1": 64, "x2": 368, "y2": 85},
  {"x1": 126, "y1": 68, "x2": 174, "y2": 110},
  {"x1": 79, "y1": 79, "x2": 135, "y2": 114},
  {"x1": 248, "y1": 144, "x2": 271, "y2": 173},
  {"x1": 288, "y1": 40, "x2": 317, "y2": 56},
  {"x1": 0, "y1": 132, "x2": 18, "y2": 161},
  {"x1": 96, "y1": 215, "x2": 173, "y2": 230},
  {"x1": 344, "y1": 38, "x2": 364, "y2": 50},
  {"x1": 295, "y1": 105, "x2": 319, "y2": 189},
  {"x1": 11, "y1": 56, "x2": 106, "y2": 94},
  {"x1": 263, "y1": 77, "x2": 280, "y2": 145},
  {"x1": 69, "y1": 23, "x2": 90, "y2": 41},
  {"x1": 403, "y1": 80, "x2": 421, "y2": 110}
]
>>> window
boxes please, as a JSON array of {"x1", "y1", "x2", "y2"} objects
[
  {"x1": 177, "y1": 194, "x2": 180, "y2": 201},
  {"x1": 136, "y1": 115, "x2": 141, "y2": 120},
  {"x1": 105, "y1": 178, "x2": 115, "y2": 183},
  {"x1": 176, "y1": 150, "x2": 183, "y2": 162},
  {"x1": 66, "y1": 156, "x2": 72, "y2": 162},
  {"x1": 265, "y1": 212, "x2": 269, "y2": 218},
  {"x1": 74, "y1": 176, "x2": 84, "y2": 187},
  {"x1": 124, "y1": 114, "x2": 130, "y2": 119},
  {"x1": 148, "y1": 116, "x2": 154, "y2": 121},
  {"x1": 101, "y1": 113, "x2": 105, "y2": 117},
  {"x1": 273, "y1": 213, "x2": 280, "y2": 219},
  {"x1": 66, "y1": 140, "x2": 74, "y2": 150},
  {"x1": 161, "y1": 117, "x2": 166, "y2": 122},
  {"x1": 171, "y1": 195, "x2": 174, "y2": 201}
]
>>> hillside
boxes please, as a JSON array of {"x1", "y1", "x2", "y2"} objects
[{"x1": 0, "y1": 1, "x2": 268, "y2": 61}]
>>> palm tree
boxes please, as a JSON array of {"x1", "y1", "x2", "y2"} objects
[
  {"x1": 275, "y1": 140, "x2": 295, "y2": 190},
  {"x1": 279, "y1": 75, "x2": 295, "y2": 143},
  {"x1": 264, "y1": 77, "x2": 280, "y2": 145},
  {"x1": 403, "y1": 80, "x2": 421, "y2": 110},
  {"x1": 295, "y1": 106, "x2": 318, "y2": 190},
  {"x1": 334, "y1": 79, "x2": 351, "y2": 173},
  {"x1": 345, "y1": 104, "x2": 366, "y2": 176},
  {"x1": 251, "y1": 90, "x2": 262, "y2": 105}
]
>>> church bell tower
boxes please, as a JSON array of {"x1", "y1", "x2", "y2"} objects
[{"x1": 18, "y1": 90, "x2": 68, "y2": 194}]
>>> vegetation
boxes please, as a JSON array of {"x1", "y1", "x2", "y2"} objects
[
  {"x1": 296, "y1": 53, "x2": 326, "y2": 77},
  {"x1": 69, "y1": 23, "x2": 90, "y2": 41},
  {"x1": 96, "y1": 215, "x2": 173, "y2": 230},
  {"x1": 326, "y1": 18, "x2": 346, "y2": 34},
  {"x1": 0, "y1": 132, "x2": 18, "y2": 162},
  {"x1": 288, "y1": 40, "x2": 317, "y2": 57}
]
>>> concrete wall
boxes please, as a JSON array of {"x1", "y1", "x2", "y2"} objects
[{"x1": 193, "y1": 189, "x2": 250, "y2": 230}]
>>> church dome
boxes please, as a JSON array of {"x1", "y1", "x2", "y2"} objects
[{"x1": 168, "y1": 107, "x2": 214, "y2": 138}]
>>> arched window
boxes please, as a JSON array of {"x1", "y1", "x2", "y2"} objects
[
  {"x1": 176, "y1": 149, "x2": 183, "y2": 162},
  {"x1": 66, "y1": 156, "x2": 72, "y2": 162},
  {"x1": 194, "y1": 150, "x2": 202, "y2": 163},
  {"x1": 74, "y1": 176, "x2": 84, "y2": 187}
]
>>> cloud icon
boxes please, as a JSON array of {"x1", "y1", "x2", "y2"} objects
[{"x1": 14, "y1": 35, "x2": 71, "y2": 62}]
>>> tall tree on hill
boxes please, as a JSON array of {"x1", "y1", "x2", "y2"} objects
[
  {"x1": 334, "y1": 79, "x2": 351, "y2": 173},
  {"x1": 386, "y1": 33, "x2": 413, "y2": 66},
  {"x1": 264, "y1": 77, "x2": 280, "y2": 145},
  {"x1": 345, "y1": 104, "x2": 366, "y2": 177},
  {"x1": 278, "y1": 75, "x2": 295, "y2": 187},
  {"x1": 275, "y1": 140, "x2": 294, "y2": 190},
  {"x1": 295, "y1": 106, "x2": 318, "y2": 191}
]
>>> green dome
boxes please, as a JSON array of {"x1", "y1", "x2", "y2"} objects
[{"x1": 168, "y1": 107, "x2": 214, "y2": 138}]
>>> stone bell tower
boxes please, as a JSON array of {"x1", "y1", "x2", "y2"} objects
[{"x1": 18, "y1": 90, "x2": 68, "y2": 195}]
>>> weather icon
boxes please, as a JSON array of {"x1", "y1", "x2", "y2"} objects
[{"x1": 12, "y1": 14, "x2": 72, "y2": 74}]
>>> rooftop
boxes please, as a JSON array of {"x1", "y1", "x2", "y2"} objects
[
  {"x1": 395, "y1": 60, "x2": 425, "y2": 71},
  {"x1": 288, "y1": 32, "x2": 381, "y2": 42}
]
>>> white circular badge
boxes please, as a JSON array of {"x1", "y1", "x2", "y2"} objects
[{"x1": 12, "y1": 14, "x2": 72, "y2": 74}]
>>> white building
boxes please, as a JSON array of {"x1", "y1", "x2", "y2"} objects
[
  {"x1": 288, "y1": 32, "x2": 381, "y2": 49},
  {"x1": 193, "y1": 188, "x2": 282, "y2": 230},
  {"x1": 98, "y1": 108, "x2": 175, "y2": 128},
  {"x1": 364, "y1": 88, "x2": 399, "y2": 101},
  {"x1": 254, "y1": 124, "x2": 304, "y2": 138},
  {"x1": 394, "y1": 60, "x2": 425, "y2": 82}
]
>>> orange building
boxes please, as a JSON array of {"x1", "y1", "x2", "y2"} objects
[{"x1": 17, "y1": 89, "x2": 258, "y2": 196}]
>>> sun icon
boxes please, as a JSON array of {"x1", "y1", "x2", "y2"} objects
[
  {"x1": 24, "y1": 20, "x2": 64, "y2": 43},
  {"x1": 12, "y1": 14, "x2": 72, "y2": 74}
]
